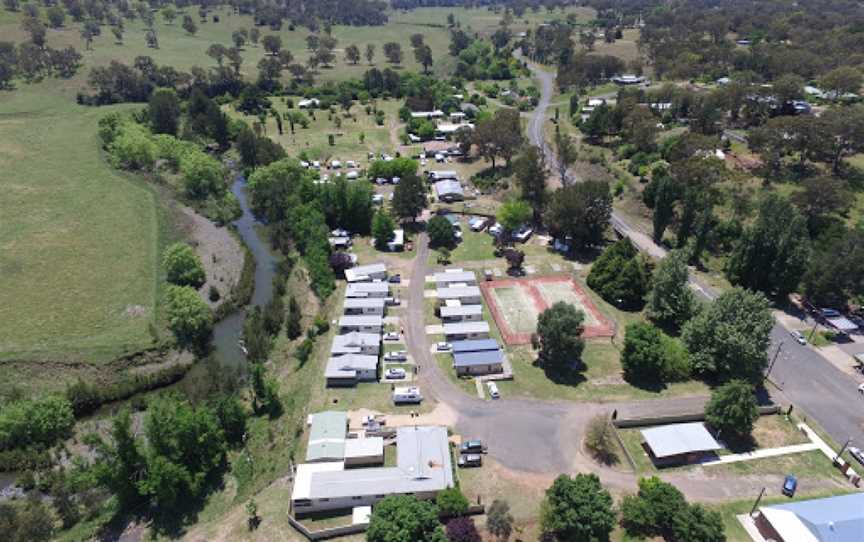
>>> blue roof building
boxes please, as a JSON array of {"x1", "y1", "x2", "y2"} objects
[
  {"x1": 451, "y1": 339, "x2": 499, "y2": 353},
  {"x1": 755, "y1": 492, "x2": 864, "y2": 542}
]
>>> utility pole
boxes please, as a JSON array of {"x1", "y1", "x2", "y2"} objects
[
  {"x1": 764, "y1": 341, "x2": 784, "y2": 382},
  {"x1": 807, "y1": 318, "x2": 820, "y2": 342},
  {"x1": 750, "y1": 487, "x2": 766, "y2": 516},
  {"x1": 836, "y1": 436, "x2": 853, "y2": 462}
]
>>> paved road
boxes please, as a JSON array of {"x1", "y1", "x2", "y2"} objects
[{"x1": 519, "y1": 55, "x2": 864, "y2": 450}]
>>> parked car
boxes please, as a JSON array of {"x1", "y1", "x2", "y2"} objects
[
  {"x1": 849, "y1": 446, "x2": 864, "y2": 466},
  {"x1": 460, "y1": 440, "x2": 486, "y2": 454},
  {"x1": 388, "y1": 274, "x2": 402, "y2": 284},
  {"x1": 820, "y1": 308, "x2": 842, "y2": 318},
  {"x1": 385, "y1": 368, "x2": 406, "y2": 380},
  {"x1": 375, "y1": 177, "x2": 388, "y2": 185},
  {"x1": 436, "y1": 342, "x2": 452, "y2": 352},
  {"x1": 487, "y1": 381, "x2": 501, "y2": 399},
  {"x1": 384, "y1": 331, "x2": 400, "y2": 341},
  {"x1": 393, "y1": 386, "x2": 423, "y2": 404},
  {"x1": 386, "y1": 296, "x2": 401, "y2": 306},
  {"x1": 782, "y1": 475, "x2": 798, "y2": 497},
  {"x1": 384, "y1": 350, "x2": 407, "y2": 362},
  {"x1": 469, "y1": 217, "x2": 488, "y2": 232},
  {"x1": 458, "y1": 454, "x2": 483, "y2": 468},
  {"x1": 511, "y1": 226, "x2": 533, "y2": 243},
  {"x1": 488, "y1": 222, "x2": 503, "y2": 236},
  {"x1": 790, "y1": 330, "x2": 807, "y2": 345}
]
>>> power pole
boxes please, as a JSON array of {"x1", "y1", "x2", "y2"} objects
[
  {"x1": 764, "y1": 341, "x2": 784, "y2": 382},
  {"x1": 750, "y1": 487, "x2": 766, "y2": 516},
  {"x1": 836, "y1": 436, "x2": 853, "y2": 462}
]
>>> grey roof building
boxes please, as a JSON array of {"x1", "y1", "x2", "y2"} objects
[
  {"x1": 305, "y1": 411, "x2": 348, "y2": 462},
  {"x1": 434, "y1": 270, "x2": 476, "y2": 286},
  {"x1": 641, "y1": 422, "x2": 722, "y2": 465},
  {"x1": 346, "y1": 282, "x2": 389, "y2": 298},
  {"x1": 325, "y1": 354, "x2": 379, "y2": 386},
  {"x1": 443, "y1": 321, "x2": 490, "y2": 339},
  {"x1": 292, "y1": 426, "x2": 453, "y2": 514},
  {"x1": 437, "y1": 285, "x2": 481, "y2": 301},
  {"x1": 343, "y1": 297, "x2": 386, "y2": 315},
  {"x1": 331, "y1": 332, "x2": 380, "y2": 356},
  {"x1": 344, "y1": 263, "x2": 387, "y2": 283},
  {"x1": 434, "y1": 180, "x2": 465, "y2": 202},
  {"x1": 338, "y1": 315, "x2": 384, "y2": 332},
  {"x1": 755, "y1": 492, "x2": 864, "y2": 542},
  {"x1": 440, "y1": 304, "x2": 483, "y2": 321},
  {"x1": 451, "y1": 339, "x2": 499, "y2": 353}
]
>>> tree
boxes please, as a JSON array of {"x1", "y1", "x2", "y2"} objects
[
  {"x1": 803, "y1": 228, "x2": 864, "y2": 308},
  {"x1": 345, "y1": 43, "x2": 360, "y2": 65},
  {"x1": 383, "y1": 42, "x2": 403, "y2": 64},
  {"x1": 792, "y1": 176, "x2": 851, "y2": 236},
  {"x1": 725, "y1": 194, "x2": 810, "y2": 298},
  {"x1": 486, "y1": 499, "x2": 514, "y2": 542},
  {"x1": 22, "y1": 16, "x2": 46, "y2": 48},
  {"x1": 46, "y1": 6, "x2": 65, "y2": 28},
  {"x1": 553, "y1": 131, "x2": 578, "y2": 185},
  {"x1": 285, "y1": 296, "x2": 302, "y2": 339},
  {"x1": 496, "y1": 198, "x2": 532, "y2": 237},
  {"x1": 365, "y1": 43, "x2": 375, "y2": 64},
  {"x1": 428, "y1": 215, "x2": 456, "y2": 248},
  {"x1": 513, "y1": 146, "x2": 547, "y2": 222},
  {"x1": 621, "y1": 477, "x2": 687, "y2": 539},
  {"x1": 587, "y1": 240, "x2": 651, "y2": 310},
  {"x1": 504, "y1": 248, "x2": 525, "y2": 275},
  {"x1": 207, "y1": 43, "x2": 228, "y2": 66},
  {"x1": 446, "y1": 517, "x2": 481, "y2": 542},
  {"x1": 367, "y1": 495, "x2": 446, "y2": 542},
  {"x1": 585, "y1": 415, "x2": 618, "y2": 465},
  {"x1": 682, "y1": 287, "x2": 773, "y2": 384},
  {"x1": 181, "y1": 150, "x2": 225, "y2": 199},
  {"x1": 414, "y1": 44, "x2": 433, "y2": 74},
  {"x1": 148, "y1": 87, "x2": 180, "y2": 135},
  {"x1": 621, "y1": 322, "x2": 668, "y2": 384},
  {"x1": 647, "y1": 249, "x2": 696, "y2": 330},
  {"x1": 90, "y1": 408, "x2": 146, "y2": 510},
  {"x1": 819, "y1": 66, "x2": 863, "y2": 100},
  {"x1": 372, "y1": 209, "x2": 396, "y2": 250},
  {"x1": 163, "y1": 243, "x2": 206, "y2": 287},
  {"x1": 651, "y1": 175, "x2": 676, "y2": 242},
  {"x1": 540, "y1": 474, "x2": 615, "y2": 542},
  {"x1": 161, "y1": 5, "x2": 177, "y2": 25},
  {"x1": 536, "y1": 302, "x2": 585, "y2": 375},
  {"x1": 817, "y1": 105, "x2": 864, "y2": 175},
  {"x1": 262, "y1": 35, "x2": 281, "y2": 55},
  {"x1": 544, "y1": 180, "x2": 612, "y2": 251},
  {"x1": 705, "y1": 379, "x2": 758, "y2": 441},
  {"x1": 671, "y1": 503, "x2": 725, "y2": 542},
  {"x1": 391, "y1": 172, "x2": 426, "y2": 222},
  {"x1": 165, "y1": 285, "x2": 213, "y2": 349},
  {"x1": 249, "y1": 27, "x2": 260, "y2": 47},
  {"x1": 436, "y1": 487, "x2": 469, "y2": 517},
  {"x1": 249, "y1": 362, "x2": 281, "y2": 416},
  {"x1": 257, "y1": 56, "x2": 283, "y2": 88},
  {"x1": 182, "y1": 14, "x2": 197, "y2": 35}
]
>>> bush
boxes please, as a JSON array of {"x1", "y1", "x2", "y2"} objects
[
  {"x1": 428, "y1": 215, "x2": 456, "y2": 248},
  {"x1": 584, "y1": 416, "x2": 618, "y2": 465},
  {"x1": 0, "y1": 395, "x2": 75, "y2": 451},
  {"x1": 163, "y1": 242, "x2": 206, "y2": 287},
  {"x1": 436, "y1": 487, "x2": 469, "y2": 517},
  {"x1": 586, "y1": 239, "x2": 650, "y2": 310},
  {"x1": 108, "y1": 122, "x2": 157, "y2": 170}
]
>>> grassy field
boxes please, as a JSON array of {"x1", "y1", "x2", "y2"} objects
[{"x1": 0, "y1": 83, "x2": 165, "y2": 361}]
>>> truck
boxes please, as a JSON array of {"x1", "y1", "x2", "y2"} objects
[{"x1": 393, "y1": 386, "x2": 423, "y2": 404}]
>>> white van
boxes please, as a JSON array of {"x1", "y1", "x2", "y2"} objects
[
  {"x1": 486, "y1": 382, "x2": 500, "y2": 399},
  {"x1": 393, "y1": 386, "x2": 423, "y2": 404}
]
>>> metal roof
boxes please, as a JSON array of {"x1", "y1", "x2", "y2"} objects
[
  {"x1": 443, "y1": 321, "x2": 490, "y2": 335},
  {"x1": 306, "y1": 411, "x2": 348, "y2": 462},
  {"x1": 437, "y1": 285, "x2": 481, "y2": 299},
  {"x1": 454, "y1": 349, "x2": 503, "y2": 368},
  {"x1": 344, "y1": 437, "x2": 384, "y2": 459},
  {"x1": 345, "y1": 263, "x2": 387, "y2": 282},
  {"x1": 339, "y1": 315, "x2": 384, "y2": 327},
  {"x1": 761, "y1": 492, "x2": 864, "y2": 542},
  {"x1": 451, "y1": 339, "x2": 500, "y2": 353},
  {"x1": 434, "y1": 179, "x2": 464, "y2": 197},
  {"x1": 640, "y1": 422, "x2": 722, "y2": 458},
  {"x1": 434, "y1": 271, "x2": 476, "y2": 283},
  {"x1": 343, "y1": 298, "x2": 386, "y2": 309},
  {"x1": 827, "y1": 316, "x2": 858, "y2": 332},
  {"x1": 332, "y1": 332, "x2": 380, "y2": 349},
  {"x1": 346, "y1": 282, "x2": 389, "y2": 297},
  {"x1": 440, "y1": 305, "x2": 483, "y2": 317},
  {"x1": 303, "y1": 426, "x2": 453, "y2": 500},
  {"x1": 326, "y1": 354, "x2": 378, "y2": 373}
]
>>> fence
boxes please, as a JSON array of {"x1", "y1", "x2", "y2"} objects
[
  {"x1": 612, "y1": 405, "x2": 781, "y2": 429},
  {"x1": 287, "y1": 515, "x2": 368, "y2": 541}
]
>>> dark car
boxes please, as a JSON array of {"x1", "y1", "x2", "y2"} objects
[
  {"x1": 849, "y1": 446, "x2": 864, "y2": 467},
  {"x1": 458, "y1": 454, "x2": 482, "y2": 468},
  {"x1": 388, "y1": 274, "x2": 402, "y2": 284},
  {"x1": 459, "y1": 440, "x2": 486, "y2": 454},
  {"x1": 782, "y1": 475, "x2": 797, "y2": 497}
]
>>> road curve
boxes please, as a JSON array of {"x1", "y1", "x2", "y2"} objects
[{"x1": 519, "y1": 52, "x2": 864, "y2": 450}]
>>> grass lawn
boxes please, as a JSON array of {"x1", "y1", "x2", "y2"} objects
[
  {"x1": 0, "y1": 84, "x2": 166, "y2": 362},
  {"x1": 448, "y1": 229, "x2": 498, "y2": 264}
]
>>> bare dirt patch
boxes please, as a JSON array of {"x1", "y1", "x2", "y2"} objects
[{"x1": 177, "y1": 205, "x2": 244, "y2": 310}]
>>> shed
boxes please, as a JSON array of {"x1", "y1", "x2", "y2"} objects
[
  {"x1": 343, "y1": 297, "x2": 386, "y2": 316},
  {"x1": 306, "y1": 411, "x2": 348, "y2": 462},
  {"x1": 344, "y1": 437, "x2": 385, "y2": 467},
  {"x1": 325, "y1": 354, "x2": 379, "y2": 386},
  {"x1": 440, "y1": 304, "x2": 483, "y2": 322},
  {"x1": 346, "y1": 282, "x2": 389, "y2": 298},
  {"x1": 338, "y1": 315, "x2": 383, "y2": 334},
  {"x1": 437, "y1": 285, "x2": 481, "y2": 304},
  {"x1": 344, "y1": 263, "x2": 387, "y2": 283},
  {"x1": 331, "y1": 331, "x2": 381, "y2": 356},
  {"x1": 434, "y1": 270, "x2": 476, "y2": 287},
  {"x1": 640, "y1": 422, "x2": 722, "y2": 466}
]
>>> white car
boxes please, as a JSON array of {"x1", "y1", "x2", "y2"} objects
[
  {"x1": 849, "y1": 446, "x2": 864, "y2": 466},
  {"x1": 408, "y1": 133, "x2": 421, "y2": 143},
  {"x1": 790, "y1": 330, "x2": 807, "y2": 345},
  {"x1": 376, "y1": 177, "x2": 388, "y2": 185},
  {"x1": 346, "y1": 160, "x2": 357, "y2": 168},
  {"x1": 384, "y1": 350, "x2": 408, "y2": 362},
  {"x1": 486, "y1": 381, "x2": 500, "y2": 399},
  {"x1": 384, "y1": 331, "x2": 400, "y2": 341},
  {"x1": 435, "y1": 153, "x2": 446, "y2": 162},
  {"x1": 512, "y1": 226, "x2": 533, "y2": 243},
  {"x1": 385, "y1": 368, "x2": 406, "y2": 380},
  {"x1": 488, "y1": 223, "x2": 503, "y2": 236},
  {"x1": 372, "y1": 194, "x2": 384, "y2": 204},
  {"x1": 436, "y1": 342, "x2": 452, "y2": 352}
]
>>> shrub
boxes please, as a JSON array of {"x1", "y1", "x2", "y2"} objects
[
  {"x1": 584, "y1": 416, "x2": 619, "y2": 465},
  {"x1": 163, "y1": 243, "x2": 206, "y2": 287},
  {"x1": 436, "y1": 487, "x2": 469, "y2": 517}
]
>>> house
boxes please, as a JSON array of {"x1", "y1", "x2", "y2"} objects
[
  {"x1": 298, "y1": 98, "x2": 320, "y2": 108},
  {"x1": 434, "y1": 179, "x2": 465, "y2": 202},
  {"x1": 449, "y1": 112, "x2": 467, "y2": 123},
  {"x1": 328, "y1": 236, "x2": 351, "y2": 249},
  {"x1": 640, "y1": 422, "x2": 722, "y2": 467},
  {"x1": 451, "y1": 339, "x2": 499, "y2": 354},
  {"x1": 453, "y1": 348, "x2": 504, "y2": 376},
  {"x1": 325, "y1": 354, "x2": 379, "y2": 386},
  {"x1": 437, "y1": 285, "x2": 482, "y2": 304},
  {"x1": 440, "y1": 304, "x2": 483, "y2": 323},
  {"x1": 306, "y1": 411, "x2": 349, "y2": 462},
  {"x1": 752, "y1": 492, "x2": 864, "y2": 542},
  {"x1": 434, "y1": 270, "x2": 477, "y2": 288},
  {"x1": 331, "y1": 331, "x2": 381, "y2": 356},
  {"x1": 346, "y1": 282, "x2": 389, "y2": 298},
  {"x1": 291, "y1": 426, "x2": 454, "y2": 515},
  {"x1": 410, "y1": 110, "x2": 445, "y2": 119},
  {"x1": 611, "y1": 74, "x2": 646, "y2": 85},
  {"x1": 344, "y1": 263, "x2": 387, "y2": 283},
  {"x1": 387, "y1": 229, "x2": 405, "y2": 252},
  {"x1": 435, "y1": 123, "x2": 474, "y2": 139},
  {"x1": 338, "y1": 315, "x2": 384, "y2": 334},
  {"x1": 428, "y1": 170, "x2": 459, "y2": 181},
  {"x1": 443, "y1": 321, "x2": 490, "y2": 341},
  {"x1": 343, "y1": 298, "x2": 385, "y2": 316}
]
